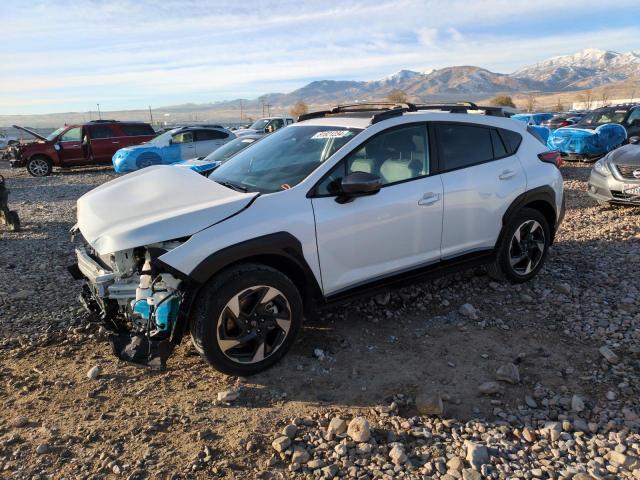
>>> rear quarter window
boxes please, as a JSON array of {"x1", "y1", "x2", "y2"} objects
[
  {"x1": 120, "y1": 124, "x2": 155, "y2": 136},
  {"x1": 499, "y1": 128, "x2": 523, "y2": 153}
]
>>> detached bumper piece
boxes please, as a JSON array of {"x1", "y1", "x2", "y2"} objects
[{"x1": 109, "y1": 333, "x2": 174, "y2": 370}]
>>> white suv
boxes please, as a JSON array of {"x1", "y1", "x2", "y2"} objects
[{"x1": 70, "y1": 103, "x2": 565, "y2": 375}]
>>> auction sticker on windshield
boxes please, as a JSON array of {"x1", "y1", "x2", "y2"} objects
[{"x1": 311, "y1": 130, "x2": 352, "y2": 139}]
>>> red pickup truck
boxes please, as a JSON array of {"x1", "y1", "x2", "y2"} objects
[{"x1": 10, "y1": 120, "x2": 156, "y2": 176}]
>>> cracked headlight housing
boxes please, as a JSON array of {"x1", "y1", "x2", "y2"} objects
[{"x1": 593, "y1": 157, "x2": 611, "y2": 177}]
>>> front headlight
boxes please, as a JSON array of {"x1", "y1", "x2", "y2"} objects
[{"x1": 593, "y1": 157, "x2": 611, "y2": 177}]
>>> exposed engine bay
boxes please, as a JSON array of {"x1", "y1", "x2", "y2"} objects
[{"x1": 70, "y1": 231, "x2": 187, "y2": 369}]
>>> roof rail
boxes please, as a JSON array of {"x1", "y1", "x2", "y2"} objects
[
  {"x1": 407, "y1": 102, "x2": 508, "y2": 116},
  {"x1": 297, "y1": 100, "x2": 510, "y2": 124},
  {"x1": 88, "y1": 119, "x2": 118, "y2": 123},
  {"x1": 297, "y1": 102, "x2": 411, "y2": 122}
]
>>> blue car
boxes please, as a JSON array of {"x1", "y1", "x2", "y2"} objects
[
  {"x1": 547, "y1": 123, "x2": 627, "y2": 160},
  {"x1": 512, "y1": 113, "x2": 554, "y2": 126},
  {"x1": 172, "y1": 134, "x2": 262, "y2": 175},
  {"x1": 112, "y1": 126, "x2": 235, "y2": 173}
]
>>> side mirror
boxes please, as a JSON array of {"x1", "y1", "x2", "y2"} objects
[
  {"x1": 629, "y1": 136, "x2": 640, "y2": 145},
  {"x1": 336, "y1": 172, "x2": 382, "y2": 203},
  {"x1": 54, "y1": 143, "x2": 61, "y2": 151}
]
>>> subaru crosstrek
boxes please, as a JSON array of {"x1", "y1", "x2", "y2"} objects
[{"x1": 69, "y1": 103, "x2": 565, "y2": 375}]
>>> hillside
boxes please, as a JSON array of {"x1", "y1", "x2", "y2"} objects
[{"x1": 3, "y1": 48, "x2": 640, "y2": 128}]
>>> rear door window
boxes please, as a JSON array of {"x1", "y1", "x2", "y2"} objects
[
  {"x1": 89, "y1": 125, "x2": 115, "y2": 139},
  {"x1": 120, "y1": 124, "x2": 155, "y2": 136},
  {"x1": 195, "y1": 129, "x2": 228, "y2": 141},
  {"x1": 435, "y1": 123, "x2": 493, "y2": 171}
]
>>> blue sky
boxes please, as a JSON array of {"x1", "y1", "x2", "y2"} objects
[{"x1": 1, "y1": 0, "x2": 639, "y2": 115}]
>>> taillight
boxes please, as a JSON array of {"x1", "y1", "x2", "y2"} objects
[
  {"x1": 538, "y1": 151, "x2": 563, "y2": 168},
  {"x1": 558, "y1": 121, "x2": 569, "y2": 127}
]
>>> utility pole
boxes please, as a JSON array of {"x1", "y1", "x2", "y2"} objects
[
  {"x1": 240, "y1": 99, "x2": 243, "y2": 120},
  {"x1": 265, "y1": 103, "x2": 272, "y2": 116},
  {"x1": 148, "y1": 105, "x2": 154, "y2": 125},
  {"x1": 96, "y1": 103, "x2": 101, "y2": 120}
]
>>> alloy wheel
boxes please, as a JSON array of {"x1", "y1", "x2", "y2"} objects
[
  {"x1": 216, "y1": 285, "x2": 292, "y2": 364},
  {"x1": 509, "y1": 220, "x2": 546, "y2": 276},
  {"x1": 29, "y1": 158, "x2": 49, "y2": 176}
]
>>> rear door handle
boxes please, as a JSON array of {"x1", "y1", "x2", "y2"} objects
[
  {"x1": 499, "y1": 169, "x2": 517, "y2": 180},
  {"x1": 418, "y1": 192, "x2": 441, "y2": 206},
  {"x1": 111, "y1": 141, "x2": 120, "y2": 144}
]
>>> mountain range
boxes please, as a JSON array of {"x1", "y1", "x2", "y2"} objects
[
  {"x1": 2, "y1": 48, "x2": 640, "y2": 128},
  {"x1": 209, "y1": 48, "x2": 640, "y2": 108}
]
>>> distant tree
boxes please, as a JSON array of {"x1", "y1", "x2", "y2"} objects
[
  {"x1": 289, "y1": 100, "x2": 309, "y2": 118},
  {"x1": 580, "y1": 90, "x2": 594, "y2": 110},
  {"x1": 489, "y1": 95, "x2": 516, "y2": 108},
  {"x1": 386, "y1": 89, "x2": 409, "y2": 103},
  {"x1": 525, "y1": 94, "x2": 537, "y2": 113},
  {"x1": 599, "y1": 88, "x2": 610, "y2": 107}
]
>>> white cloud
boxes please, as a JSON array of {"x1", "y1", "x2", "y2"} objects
[{"x1": 1, "y1": 0, "x2": 639, "y2": 114}]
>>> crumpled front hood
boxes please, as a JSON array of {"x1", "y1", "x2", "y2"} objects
[{"x1": 77, "y1": 166, "x2": 257, "y2": 254}]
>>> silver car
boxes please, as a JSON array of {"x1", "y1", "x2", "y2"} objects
[{"x1": 588, "y1": 137, "x2": 640, "y2": 205}]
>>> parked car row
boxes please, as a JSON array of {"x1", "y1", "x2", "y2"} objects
[{"x1": 6, "y1": 115, "x2": 294, "y2": 177}]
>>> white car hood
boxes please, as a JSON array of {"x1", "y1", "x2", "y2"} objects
[{"x1": 77, "y1": 166, "x2": 257, "y2": 254}]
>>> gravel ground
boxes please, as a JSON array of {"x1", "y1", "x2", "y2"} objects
[{"x1": 0, "y1": 160, "x2": 638, "y2": 479}]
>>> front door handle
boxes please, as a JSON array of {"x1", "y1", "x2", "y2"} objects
[
  {"x1": 418, "y1": 192, "x2": 441, "y2": 206},
  {"x1": 499, "y1": 169, "x2": 517, "y2": 180}
]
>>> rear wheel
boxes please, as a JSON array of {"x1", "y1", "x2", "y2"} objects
[
  {"x1": 190, "y1": 264, "x2": 303, "y2": 376},
  {"x1": 489, "y1": 208, "x2": 550, "y2": 283},
  {"x1": 27, "y1": 156, "x2": 52, "y2": 177}
]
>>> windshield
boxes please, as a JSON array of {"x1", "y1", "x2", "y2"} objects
[
  {"x1": 148, "y1": 129, "x2": 179, "y2": 146},
  {"x1": 210, "y1": 125, "x2": 362, "y2": 193},
  {"x1": 248, "y1": 119, "x2": 270, "y2": 130},
  {"x1": 203, "y1": 137, "x2": 258, "y2": 163},
  {"x1": 46, "y1": 127, "x2": 65, "y2": 141},
  {"x1": 580, "y1": 109, "x2": 627, "y2": 126}
]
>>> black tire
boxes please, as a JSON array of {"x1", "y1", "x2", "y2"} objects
[
  {"x1": 27, "y1": 156, "x2": 53, "y2": 177},
  {"x1": 489, "y1": 208, "x2": 551, "y2": 283},
  {"x1": 8, "y1": 211, "x2": 20, "y2": 232},
  {"x1": 190, "y1": 263, "x2": 303, "y2": 376}
]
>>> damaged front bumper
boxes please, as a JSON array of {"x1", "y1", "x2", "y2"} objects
[{"x1": 69, "y1": 243, "x2": 189, "y2": 369}]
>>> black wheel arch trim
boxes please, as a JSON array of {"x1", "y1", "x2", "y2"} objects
[
  {"x1": 500, "y1": 186, "x2": 561, "y2": 244},
  {"x1": 185, "y1": 231, "x2": 323, "y2": 302}
]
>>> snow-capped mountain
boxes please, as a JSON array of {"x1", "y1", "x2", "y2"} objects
[{"x1": 512, "y1": 48, "x2": 640, "y2": 90}]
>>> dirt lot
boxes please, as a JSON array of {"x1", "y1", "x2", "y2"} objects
[{"x1": 0, "y1": 161, "x2": 639, "y2": 479}]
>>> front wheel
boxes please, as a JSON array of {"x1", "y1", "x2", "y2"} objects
[
  {"x1": 489, "y1": 208, "x2": 551, "y2": 283},
  {"x1": 190, "y1": 264, "x2": 303, "y2": 376},
  {"x1": 27, "y1": 156, "x2": 52, "y2": 177}
]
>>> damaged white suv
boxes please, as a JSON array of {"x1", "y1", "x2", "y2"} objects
[{"x1": 70, "y1": 103, "x2": 565, "y2": 375}]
